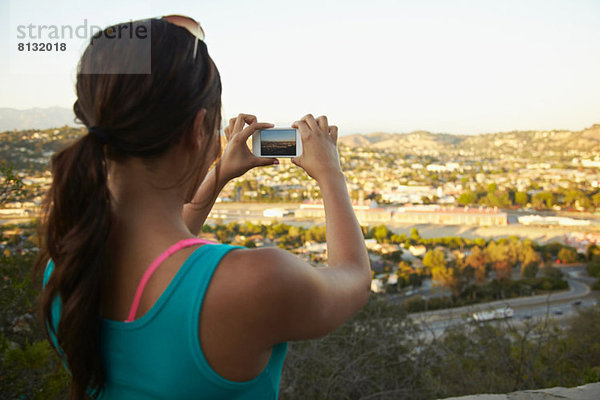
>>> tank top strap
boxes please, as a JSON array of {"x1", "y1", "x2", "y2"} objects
[{"x1": 125, "y1": 238, "x2": 219, "y2": 323}]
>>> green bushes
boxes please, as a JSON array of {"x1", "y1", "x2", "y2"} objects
[
  {"x1": 587, "y1": 254, "x2": 600, "y2": 290},
  {"x1": 0, "y1": 334, "x2": 69, "y2": 399},
  {"x1": 281, "y1": 297, "x2": 600, "y2": 400},
  {"x1": 280, "y1": 295, "x2": 434, "y2": 400},
  {"x1": 0, "y1": 224, "x2": 70, "y2": 399},
  {"x1": 401, "y1": 295, "x2": 457, "y2": 313}
]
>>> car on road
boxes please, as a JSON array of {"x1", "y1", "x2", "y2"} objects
[{"x1": 572, "y1": 300, "x2": 582, "y2": 306}]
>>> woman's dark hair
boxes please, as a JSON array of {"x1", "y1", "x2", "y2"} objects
[{"x1": 33, "y1": 17, "x2": 222, "y2": 399}]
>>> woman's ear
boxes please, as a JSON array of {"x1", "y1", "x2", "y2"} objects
[{"x1": 186, "y1": 108, "x2": 208, "y2": 151}]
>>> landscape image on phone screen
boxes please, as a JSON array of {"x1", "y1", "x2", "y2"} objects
[{"x1": 260, "y1": 129, "x2": 296, "y2": 156}]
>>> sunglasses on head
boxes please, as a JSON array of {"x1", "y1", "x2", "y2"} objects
[{"x1": 162, "y1": 14, "x2": 205, "y2": 60}]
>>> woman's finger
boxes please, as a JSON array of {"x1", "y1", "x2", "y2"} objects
[
  {"x1": 316, "y1": 115, "x2": 328, "y2": 132},
  {"x1": 329, "y1": 125, "x2": 338, "y2": 143},
  {"x1": 301, "y1": 113, "x2": 321, "y2": 134},
  {"x1": 224, "y1": 118, "x2": 237, "y2": 140},
  {"x1": 255, "y1": 155, "x2": 278, "y2": 167},
  {"x1": 293, "y1": 120, "x2": 310, "y2": 138},
  {"x1": 226, "y1": 117, "x2": 236, "y2": 133},
  {"x1": 241, "y1": 122, "x2": 275, "y2": 141},
  {"x1": 233, "y1": 113, "x2": 257, "y2": 133}
]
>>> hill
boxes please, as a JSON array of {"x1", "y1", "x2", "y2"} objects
[
  {"x1": 339, "y1": 124, "x2": 600, "y2": 157},
  {"x1": 0, "y1": 107, "x2": 77, "y2": 131}
]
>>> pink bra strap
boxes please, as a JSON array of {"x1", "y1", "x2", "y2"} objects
[{"x1": 125, "y1": 238, "x2": 218, "y2": 322}]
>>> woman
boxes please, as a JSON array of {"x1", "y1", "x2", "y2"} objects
[{"x1": 35, "y1": 15, "x2": 371, "y2": 399}]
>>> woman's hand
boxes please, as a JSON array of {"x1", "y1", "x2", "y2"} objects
[
  {"x1": 291, "y1": 114, "x2": 341, "y2": 183},
  {"x1": 218, "y1": 114, "x2": 278, "y2": 182}
]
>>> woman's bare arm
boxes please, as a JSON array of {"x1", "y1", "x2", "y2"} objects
[
  {"x1": 215, "y1": 113, "x2": 372, "y2": 347},
  {"x1": 215, "y1": 178, "x2": 370, "y2": 348}
]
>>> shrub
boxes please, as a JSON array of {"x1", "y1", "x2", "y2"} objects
[{"x1": 0, "y1": 335, "x2": 69, "y2": 399}]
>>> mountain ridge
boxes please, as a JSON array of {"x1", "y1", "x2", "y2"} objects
[
  {"x1": 0, "y1": 107, "x2": 78, "y2": 131},
  {"x1": 1, "y1": 107, "x2": 598, "y2": 155},
  {"x1": 339, "y1": 124, "x2": 600, "y2": 155}
]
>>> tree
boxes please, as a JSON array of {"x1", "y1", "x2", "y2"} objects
[
  {"x1": 395, "y1": 261, "x2": 422, "y2": 289},
  {"x1": 532, "y1": 192, "x2": 554, "y2": 209},
  {"x1": 423, "y1": 249, "x2": 446, "y2": 271},
  {"x1": 520, "y1": 246, "x2": 541, "y2": 279},
  {"x1": 515, "y1": 191, "x2": 528, "y2": 207},
  {"x1": 562, "y1": 189, "x2": 590, "y2": 209},
  {"x1": 390, "y1": 233, "x2": 407, "y2": 244},
  {"x1": 592, "y1": 192, "x2": 600, "y2": 209},
  {"x1": 453, "y1": 258, "x2": 474, "y2": 298},
  {"x1": 0, "y1": 162, "x2": 25, "y2": 206},
  {"x1": 242, "y1": 238, "x2": 257, "y2": 248},
  {"x1": 268, "y1": 222, "x2": 289, "y2": 240},
  {"x1": 586, "y1": 244, "x2": 600, "y2": 261},
  {"x1": 216, "y1": 229, "x2": 229, "y2": 243},
  {"x1": 540, "y1": 241, "x2": 564, "y2": 261},
  {"x1": 430, "y1": 263, "x2": 454, "y2": 291},
  {"x1": 374, "y1": 225, "x2": 390, "y2": 243},
  {"x1": 226, "y1": 221, "x2": 240, "y2": 235},
  {"x1": 410, "y1": 228, "x2": 421, "y2": 242},
  {"x1": 284, "y1": 226, "x2": 303, "y2": 248},
  {"x1": 424, "y1": 249, "x2": 462, "y2": 296},
  {"x1": 485, "y1": 241, "x2": 512, "y2": 280},
  {"x1": 305, "y1": 225, "x2": 327, "y2": 243},
  {"x1": 505, "y1": 238, "x2": 522, "y2": 267},
  {"x1": 465, "y1": 246, "x2": 488, "y2": 284},
  {"x1": 557, "y1": 247, "x2": 578, "y2": 264},
  {"x1": 520, "y1": 262, "x2": 539, "y2": 279},
  {"x1": 458, "y1": 191, "x2": 478, "y2": 205}
]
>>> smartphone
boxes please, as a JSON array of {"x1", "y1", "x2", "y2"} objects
[{"x1": 252, "y1": 127, "x2": 302, "y2": 158}]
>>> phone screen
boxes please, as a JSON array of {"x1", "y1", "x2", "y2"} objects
[{"x1": 259, "y1": 129, "x2": 297, "y2": 156}]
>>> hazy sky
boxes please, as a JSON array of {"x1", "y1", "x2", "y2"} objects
[
  {"x1": 261, "y1": 129, "x2": 296, "y2": 142},
  {"x1": 1, "y1": 0, "x2": 599, "y2": 135}
]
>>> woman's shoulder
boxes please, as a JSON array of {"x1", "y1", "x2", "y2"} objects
[
  {"x1": 213, "y1": 245, "x2": 281, "y2": 273},
  {"x1": 207, "y1": 245, "x2": 297, "y2": 312}
]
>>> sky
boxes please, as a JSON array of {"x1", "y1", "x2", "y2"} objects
[
  {"x1": 1, "y1": 0, "x2": 599, "y2": 135},
  {"x1": 261, "y1": 129, "x2": 296, "y2": 142}
]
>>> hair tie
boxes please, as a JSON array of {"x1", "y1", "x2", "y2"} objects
[{"x1": 88, "y1": 126, "x2": 110, "y2": 144}]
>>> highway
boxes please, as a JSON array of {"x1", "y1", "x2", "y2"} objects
[{"x1": 405, "y1": 266, "x2": 598, "y2": 338}]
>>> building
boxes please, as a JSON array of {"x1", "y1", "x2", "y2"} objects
[
  {"x1": 564, "y1": 232, "x2": 600, "y2": 254},
  {"x1": 391, "y1": 205, "x2": 508, "y2": 226},
  {"x1": 295, "y1": 202, "x2": 508, "y2": 226},
  {"x1": 518, "y1": 215, "x2": 591, "y2": 227},
  {"x1": 295, "y1": 201, "x2": 372, "y2": 220},
  {"x1": 380, "y1": 185, "x2": 436, "y2": 204}
]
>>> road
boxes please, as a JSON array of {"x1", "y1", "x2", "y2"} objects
[{"x1": 405, "y1": 266, "x2": 598, "y2": 338}]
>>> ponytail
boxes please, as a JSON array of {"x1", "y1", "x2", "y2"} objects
[{"x1": 34, "y1": 132, "x2": 111, "y2": 399}]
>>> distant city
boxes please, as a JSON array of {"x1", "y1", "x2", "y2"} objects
[
  {"x1": 2, "y1": 124, "x2": 600, "y2": 249},
  {"x1": 2, "y1": 122, "x2": 600, "y2": 378}
]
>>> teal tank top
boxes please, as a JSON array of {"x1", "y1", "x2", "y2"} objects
[{"x1": 43, "y1": 242, "x2": 288, "y2": 399}]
